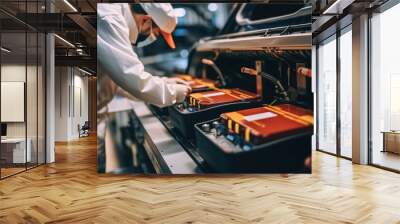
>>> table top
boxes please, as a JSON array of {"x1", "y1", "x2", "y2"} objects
[
  {"x1": 381, "y1": 131, "x2": 400, "y2": 134},
  {"x1": 1, "y1": 138, "x2": 30, "y2": 143}
]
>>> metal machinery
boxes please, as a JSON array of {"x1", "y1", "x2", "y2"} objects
[{"x1": 120, "y1": 2, "x2": 314, "y2": 174}]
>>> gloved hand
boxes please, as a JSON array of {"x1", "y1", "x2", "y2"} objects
[{"x1": 174, "y1": 84, "x2": 191, "y2": 103}]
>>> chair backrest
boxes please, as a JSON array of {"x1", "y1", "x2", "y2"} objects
[{"x1": 82, "y1": 121, "x2": 90, "y2": 129}]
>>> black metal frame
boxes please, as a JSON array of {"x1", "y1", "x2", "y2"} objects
[
  {"x1": 336, "y1": 27, "x2": 341, "y2": 158},
  {"x1": 0, "y1": 13, "x2": 2, "y2": 179}
]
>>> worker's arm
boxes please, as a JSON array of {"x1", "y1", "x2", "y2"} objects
[{"x1": 97, "y1": 13, "x2": 188, "y2": 108}]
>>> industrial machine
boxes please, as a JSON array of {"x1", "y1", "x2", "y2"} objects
[{"x1": 133, "y1": 2, "x2": 314, "y2": 173}]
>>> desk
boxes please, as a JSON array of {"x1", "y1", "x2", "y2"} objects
[
  {"x1": 382, "y1": 131, "x2": 400, "y2": 154},
  {"x1": 1, "y1": 138, "x2": 31, "y2": 163}
]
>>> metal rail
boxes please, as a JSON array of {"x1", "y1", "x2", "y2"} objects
[{"x1": 130, "y1": 101, "x2": 201, "y2": 174}]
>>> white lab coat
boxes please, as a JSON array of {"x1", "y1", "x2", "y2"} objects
[{"x1": 97, "y1": 3, "x2": 185, "y2": 109}]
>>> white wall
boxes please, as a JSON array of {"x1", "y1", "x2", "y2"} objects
[
  {"x1": 54, "y1": 66, "x2": 89, "y2": 141},
  {"x1": 55, "y1": 66, "x2": 69, "y2": 141}
]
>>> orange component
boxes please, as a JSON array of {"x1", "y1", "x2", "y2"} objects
[
  {"x1": 220, "y1": 104, "x2": 313, "y2": 145},
  {"x1": 188, "y1": 89, "x2": 259, "y2": 110},
  {"x1": 175, "y1": 74, "x2": 217, "y2": 91},
  {"x1": 297, "y1": 67, "x2": 312, "y2": 78}
]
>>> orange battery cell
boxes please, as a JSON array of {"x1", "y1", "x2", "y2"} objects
[
  {"x1": 220, "y1": 104, "x2": 313, "y2": 145},
  {"x1": 175, "y1": 74, "x2": 217, "y2": 92},
  {"x1": 188, "y1": 88, "x2": 259, "y2": 110}
]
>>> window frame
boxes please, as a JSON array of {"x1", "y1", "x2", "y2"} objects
[
  {"x1": 315, "y1": 22, "x2": 353, "y2": 160},
  {"x1": 367, "y1": 0, "x2": 400, "y2": 173}
]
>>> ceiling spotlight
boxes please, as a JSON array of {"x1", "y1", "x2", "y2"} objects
[
  {"x1": 322, "y1": 0, "x2": 352, "y2": 15},
  {"x1": 54, "y1": 34, "x2": 75, "y2": 48},
  {"x1": 173, "y1": 8, "x2": 186, "y2": 17},
  {"x1": 78, "y1": 67, "x2": 93, "y2": 76},
  {"x1": 1, "y1": 47, "x2": 11, "y2": 53},
  {"x1": 208, "y1": 3, "x2": 218, "y2": 12},
  {"x1": 75, "y1": 42, "x2": 86, "y2": 48},
  {"x1": 63, "y1": 0, "x2": 78, "y2": 12}
]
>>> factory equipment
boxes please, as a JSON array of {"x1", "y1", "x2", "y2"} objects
[
  {"x1": 195, "y1": 104, "x2": 313, "y2": 173},
  {"x1": 133, "y1": 2, "x2": 314, "y2": 173}
]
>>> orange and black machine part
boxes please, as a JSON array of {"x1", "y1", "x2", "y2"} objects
[
  {"x1": 220, "y1": 104, "x2": 313, "y2": 145},
  {"x1": 194, "y1": 104, "x2": 314, "y2": 173},
  {"x1": 187, "y1": 88, "x2": 259, "y2": 110},
  {"x1": 168, "y1": 88, "x2": 261, "y2": 139}
]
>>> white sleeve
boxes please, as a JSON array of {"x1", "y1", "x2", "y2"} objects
[{"x1": 97, "y1": 14, "x2": 179, "y2": 107}]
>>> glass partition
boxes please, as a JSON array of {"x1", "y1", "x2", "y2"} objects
[
  {"x1": 1, "y1": 31, "x2": 28, "y2": 177},
  {"x1": 0, "y1": 0, "x2": 46, "y2": 179},
  {"x1": 27, "y1": 31, "x2": 38, "y2": 169}
]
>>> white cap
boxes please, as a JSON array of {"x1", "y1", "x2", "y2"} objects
[
  {"x1": 140, "y1": 3, "x2": 178, "y2": 33},
  {"x1": 140, "y1": 3, "x2": 178, "y2": 48}
]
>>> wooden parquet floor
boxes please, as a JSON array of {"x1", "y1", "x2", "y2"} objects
[{"x1": 1, "y1": 135, "x2": 400, "y2": 224}]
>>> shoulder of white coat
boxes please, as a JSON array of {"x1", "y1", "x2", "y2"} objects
[{"x1": 97, "y1": 3, "x2": 127, "y2": 18}]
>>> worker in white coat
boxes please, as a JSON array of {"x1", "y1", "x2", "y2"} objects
[
  {"x1": 97, "y1": 3, "x2": 190, "y2": 173},
  {"x1": 97, "y1": 3, "x2": 191, "y2": 110}
]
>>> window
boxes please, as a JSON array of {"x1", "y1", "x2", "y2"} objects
[
  {"x1": 317, "y1": 35, "x2": 337, "y2": 154},
  {"x1": 370, "y1": 2, "x2": 400, "y2": 171},
  {"x1": 339, "y1": 26, "x2": 352, "y2": 158},
  {"x1": 316, "y1": 23, "x2": 353, "y2": 159}
]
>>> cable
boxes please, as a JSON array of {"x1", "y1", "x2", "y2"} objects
[
  {"x1": 201, "y1": 59, "x2": 227, "y2": 87},
  {"x1": 259, "y1": 71, "x2": 290, "y2": 102},
  {"x1": 241, "y1": 67, "x2": 290, "y2": 102}
]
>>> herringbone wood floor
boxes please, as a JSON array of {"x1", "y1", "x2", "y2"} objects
[{"x1": 1, "y1": 135, "x2": 400, "y2": 224}]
